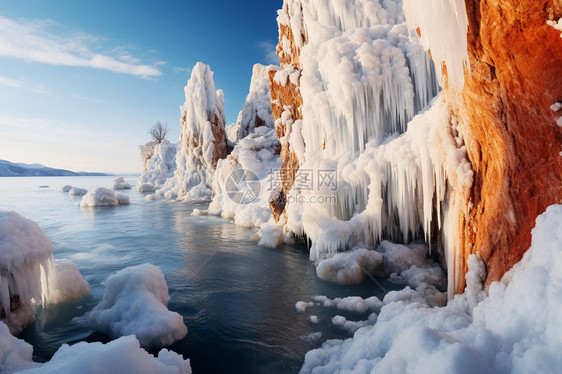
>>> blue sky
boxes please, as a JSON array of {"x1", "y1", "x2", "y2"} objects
[{"x1": 0, "y1": 0, "x2": 281, "y2": 173}]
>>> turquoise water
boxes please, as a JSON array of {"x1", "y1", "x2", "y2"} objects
[{"x1": 0, "y1": 176, "x2": 399, "y2": 373}]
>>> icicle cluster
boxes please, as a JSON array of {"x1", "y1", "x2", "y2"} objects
[
  {"x1": 274, "y1": 0, "x2": 473, "y2": 296},
  {"x1": 403, "y1": 0, "x2": 470, "y2": 88},
  {"x1": 0, "y1": 211, "x2": 89, "y2": 333}
]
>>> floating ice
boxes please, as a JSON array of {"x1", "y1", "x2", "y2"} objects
[
  {"x1": 109, "y1": 177, "x2": 132, "y2": 190},
  {"x1": 68, "y1": 187, "x2": 87, "y2": 196},
  {"x1": 86, "y1": 264, "x2": 187, "y2": 349},
  {"x1": 116, "y1": 193, "x2": 130, "y2": 205},
  {"x1": 80, "y1": 188, "x2": 119, "y2": 207}
]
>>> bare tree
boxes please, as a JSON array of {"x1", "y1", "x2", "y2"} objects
[{"x1": 150, "y1": 121, "x2": 169, "y2": 144}]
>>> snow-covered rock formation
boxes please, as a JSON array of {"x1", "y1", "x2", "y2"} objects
[
  {"x1": 227, "y1": 64, "x2": 274, "y2": 142},
  {"x1": 208, "y1": 63, "x2": 281, "y2": 227},
  {"x1": 0, "y1": 211, "x2": 89, "y2": 333},
  {"x1": 137, "y1": 141, "x2": 178, "y2": 192},
  {"x1": 159, "y1": 62, "x2": 228, "y2": 201}
]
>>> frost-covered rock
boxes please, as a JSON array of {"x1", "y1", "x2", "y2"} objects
[
  {"x1": 110, "y1": 177, "x2": 132, "y2": 190},
  {"x1": 159, "y1": 62, "x2": 227, "y2": 202},
  {"x1": 208, "y1": 126, "x2": 281, "y2": 228},
  {"x1": 301, "y1": 204, "x2": 562, "y2": 373},
  {"x1": 80, "y1": 188, "x2": 130, "y2": 207},
  {"x1": 68, "y1": 187, "x2": 87, "y2": 196},
  {"x1": 137, "y1": 141, "x2": 178, "y2": 191},
  {"x1": 0, "y1": 211, "x2": 89, "y2": 333},
  {"x1": 86, "y1": 264, "x2": 187, "y2": 348}
]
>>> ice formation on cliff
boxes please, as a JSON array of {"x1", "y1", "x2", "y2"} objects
[
  {"x1": 271, "y1": 0, "x2": 473, "y2": 298},
  {"x1": 208, "y1": 64, "x2": 281, "y2": 227},
  {"x1": 137, "y1": 141, "x2": 178, "y2": 192},
  {"x1": 300, "y1": 204, "x2": 562, "y2": 374},
  {"x1": 0, "y1": 211, "x2": 89, "y2": 333},
  {"x1": 86, "y1": 264, "x2": 187, "y2": 349},
  {"x1": 159, "y1": 62, "x2": 227, "y2": 202}
]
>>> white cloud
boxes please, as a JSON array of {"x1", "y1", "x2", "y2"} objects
[
  {"x1": 0, "y1": 75, "x2": 50, "y2": 94},
  {"x1": 257, "y1": 40, "x2": 280, "y2": 65},
  {"x1": 0, "y1": 76, "x2": 23, "y2": 88},
  {"x1": 173, "y1": 66, "x2": 191, "y2": 74},
  {"x1": 0, "y1": 16, "x2": 161, "y2": 78}
]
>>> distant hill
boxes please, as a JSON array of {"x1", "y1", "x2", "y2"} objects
[{"x1": 0, "y1": 160, "x2": 107, "y2": 177}]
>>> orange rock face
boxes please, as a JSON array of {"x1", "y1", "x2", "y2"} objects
[
  {"x1": 447, "y1": 0, "x2": 562, "y2": 292},
  {"x1": 268, "y1": 19, "x2": 305, "y2": 222}
]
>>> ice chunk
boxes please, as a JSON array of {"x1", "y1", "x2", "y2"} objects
[
  {"x1": 116, "y1": 193, "x2": 130, "y2": 205},
  {"x1": 315, "y1": 247, "x2": 383, "y2": 284},
  {"x1": 301, "y1": 204, "x2": 562, "y2": 373},
  {"x1": 110, "y1": 177, "x2": 132, "y2": 190},
  {"x1": 80, "y1": 188, "x2": 118, "y2": 207},
  {"x1": 86, "y1": 264, "x2": 187, "y2": 348},
  {"x1": 68, "y1": 187, "x2": 87, "y2": 196},
  {"x1": 0, "y1": 321, "x2": 36, "y2": 372}
]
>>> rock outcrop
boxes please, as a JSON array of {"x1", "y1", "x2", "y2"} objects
[{"x1": 441, "y1": 0, "x2": 562, "y2": 292}]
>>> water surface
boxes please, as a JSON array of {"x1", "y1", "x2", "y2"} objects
[{"x1": 0, "y1": 176, "x2": 399, "y2": 373}]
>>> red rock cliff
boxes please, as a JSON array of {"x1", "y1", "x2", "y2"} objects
[{"x1": 443, "y1": 0, "x2": 562, "y2": 292}]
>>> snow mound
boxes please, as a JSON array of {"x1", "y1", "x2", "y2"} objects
[
  {"x1": 0, "y1": 211, "x2": 89, "y2": 333},
  {"x1": 15, "y1": 335, "x2": 191, "y2": 374},
  {"x1": 68, "y1": 187, "x2": 87, "y2": 196},
  {"x1": 316, "y1": 247, "x2": 383, "y2": 284},
  {"x1": 109, "y1": 177, "x2": 132, "y2": 190},
  {"x1": 301, "y1": 204, "x2": 562, "y2": 373},
  {"x1": 80, "y1": 188, "x2": 129, "y2": 207},
  {"x1": 58, "y1": 185, "x2": 72, "y2": 193},
  {"x1": 86, "y1": 264, "x2": 188, "y2": 348}
]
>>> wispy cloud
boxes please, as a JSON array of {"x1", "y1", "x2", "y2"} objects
[
  {"x1": 173, "y1": 66, "x2": 191, "y2": 74},
  {"x1": 0, "y1": 16, "x2": 161, "y2": 78},
  {"x1": 257, "y1": 40, "x2": 279, "y2": 65},
  {"x1": 0, "y1": 75, "x2": 50, "y2": 94}
]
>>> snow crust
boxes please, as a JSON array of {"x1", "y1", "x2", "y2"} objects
[
  {"x1": 301, "y1": 204, "x2": 562, "y2": 374},
  {"x1": 86, "y1": 264, "x2": 187, "y2": 348},
  {"x1": 404, "y1": 0, "x2": 470, "y2": 88},
  {"x1": 80, "y1": 187, "x2": 129, "y2": 207},
  {"x1": 158, "y1": 62, "x2": 227, "y2": 202},
  {"x1": 109, "y1": 177, "x2": 132, "y2": 190},
  {"x1": 0, "y1": 211, "x2": 89, "y2": 333}
]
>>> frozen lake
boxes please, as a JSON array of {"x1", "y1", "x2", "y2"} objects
[{"x1": 0, "y1": 176, "x2": 399, "y2": 373}]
